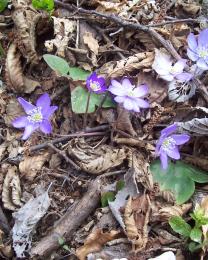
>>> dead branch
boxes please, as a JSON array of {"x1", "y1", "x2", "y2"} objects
[{"x1": 30, "y1": 177, "x2": 103, "y2": 258}]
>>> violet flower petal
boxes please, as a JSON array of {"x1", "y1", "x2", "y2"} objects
[
  {"x1": 187, "y1": 48, "x2": 198, "y2": 62},
  {"x1": 111, "y1": 79, "x2": 122, "y2": 89},
  {"x1": 12, "y1": 116, "x2": 28, "y2": 128},
  {"x1": 160, "y1": 74, "x2": 174, "y2": 81},
  {"x1": 161, "y1": 124, "x2": 177, "y2": 137},
  {"x1": 22, "y1": 124, "x2": 38, "y2": 140},
  {"x1": 108, "y1": 85, "x2": 126, "y2": 96},
  {"x1": 160, "y1": 152, "x2": 168, "y2": 170},
  {"x1": 132, "y1": 84, "x2": 149, "y2": 97},
  {"x1": 171, "y1": 134, "x2": 190, "y2": 145},
  {"x1": 42, "y1": 106, "x2": 58, "y2": 119},
  {"x1": 166, "y1": 147, "x2": 180, "y2": 160},
  {"x1": 132, "y1": 100, "x2": 141, "y2": 112},
  {"x1": 36, "y1": 93, "x2": 51, "y2": 114},
  {"x1": 123, "y1": 98, "x2": 133, "y2": 110},
  {"x1": 114, "y1": 96, "x2": 126, "y2": 103},
  {"x1": 187, "y1": 33, "x2": 197, "y2": 51},
  {"x1": 197, "y1": 58, "x2": 208, "y2": 70},
  {"x1": 136, "y1": 98, "x2": 149, "y2": 108},
  {"x1": 122, "y1": 78, "x2": 134, "y2": 90},
  {"x1": 198, "y1": 29, "x2": 208, "y2": 47},
  {"x1": 18, "y1": 97, "x2": 35, "y2": 114},
  {"x1": 175, "y1": 72, "x2": 193, "y2": 82},
  {"x1": 40, "y1": 120, "x2": 52, "y2": 134}
]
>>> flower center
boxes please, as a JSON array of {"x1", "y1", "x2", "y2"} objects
[
  {"x1": 169, "y1": 66, "x2": 177, "y2": 74},
  {"x1": 161, "y1": 137, "x2": 176, "y2": 152},
  {"x1": 198, "y1": 47, "x2": 208, "y2": 59},
  {"x1": 90, "y1": 81, "x2": 101, "y2": 91},
  {"x1": 27, "y1": 107, "x2": 43, "y2": 123}
]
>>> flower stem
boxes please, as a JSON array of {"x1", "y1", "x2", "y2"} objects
[{"x1": 83, "y1": 91, "x2": 91, "y2": 129}]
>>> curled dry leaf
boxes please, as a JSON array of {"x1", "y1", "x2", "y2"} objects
[
  {"x1": 177, "y1": 118, "x2": 208, "y2": 136},
  {"x1": 98, "y1": 52, "x2": 154, "y2": 78},
  {"x1": 45, "y1": 17, "x2": 76, "y2": 57},
  {"x1": 124, "y1": 195, "x2": 151, "y2": 252},
  {"x1": 76, "y1": 229, "x2": 120, "y2": 260},
  {"x1": 128, "y1": 151, "x2": 154, "y2": 191},
  {"x1": 5, "y1": 44, "x2": 40, "y2": 93},
  {"x1": 2, "y1": 166, "x2": 22, "y2": 211},
  {"x1": 12, "y1": 189, "x2": 50, "y2": 258},
  {"x1": 68, "y1": 139, "x2": 127, "y2": 174},
  {"x1": 19, "y1": 153, "x2": 50, "y2": 181},
  {"x1": 157, "y1": 203, "x2": 192, "y2": 221},
  {"x1": 83, "y1": 32, "x2": 99, "y2": 55},
  {"x1": 12, "y1": 1, "x2": 40, "y2": 64},
  {"x1": 4, "y1": 97, "x2": 24, "y2": 126},
  {"x1": 114, "y1": 106, "x2": 137, "y2": 136}
]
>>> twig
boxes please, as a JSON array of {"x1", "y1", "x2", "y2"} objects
[
  {"x1": 30, "y1": 177, "x2": 103, "y2": 258},
  {"x1": 100, "y1": 169, "x2": 126, "y2": 178},
  {"x1": 147, "y1": 18, "x2": 197, "y2": 27},
  {"x1": 30, "y1": 131, "x2": 108, "y2": 152},
  {"x1": 54, "y1": 0, "x2": 181, "y2": 60},
  {"x1": 47, "y1": 143, "x2": 80, "y2": 170}
]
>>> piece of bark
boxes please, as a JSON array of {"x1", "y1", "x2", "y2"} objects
[{"x1": 30, "y1": 177, "x2": 103, "y2": 258}]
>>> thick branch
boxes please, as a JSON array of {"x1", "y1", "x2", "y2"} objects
[{"x1": 30, "y1": 177, "x2": 103, "y2": 258}]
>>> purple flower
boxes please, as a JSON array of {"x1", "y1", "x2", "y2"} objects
[
  {"x1": 12, "y1": 93, "x2": 58, "y2": 140},
  {"x1": 108, "y1": 78, "x2": 149, "y2": 112},
  {"x1": 152, "y1": 49, "x2": 192, "y2": 82},
  {"x1": 156, "y1": 124, "x2": 190, "y2": 169},
  {"x1": 187, "y1": 29, "x2": 208, "y2": 70},
  {"x1": 86, "y1": 72, "x2": 107, "y2": 93}
]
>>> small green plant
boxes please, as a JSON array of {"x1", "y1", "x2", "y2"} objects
[
  {"x1": 169, "y1": 207, "x2": 208, "y2": 252},
  {"x1": 32, "y1": 0, "x2": 54, "y2": 15},
  {"x1": 0, "y1": 0, "x2": 8, "y2": 12},
  {"x1": 58, "y1": 237, "x2": 71, "y2": 252},
  {"x1": 43, "y1": 54, "x2": 115, "y2": 114},
  {"x1": 150, "y1": 160, "x2": 208, "y2": 204}
]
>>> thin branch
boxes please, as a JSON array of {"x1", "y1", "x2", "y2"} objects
[{"x1": 147, "y1": 18, "x2": 197, "y2": 27}]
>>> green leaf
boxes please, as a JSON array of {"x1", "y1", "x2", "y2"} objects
[
  {"x1": 101, "y1": 192, "x2": 116, "y2": 207},
  {"x1": 116, "y1": 180, "x2": 125, "y2": 191},
  {"x1": 169, "y1": 216, "x2": 191, "y2": 237},
  {"x1": 183, "y1": 164, "x2": 208, "y2": 183},
  {"x1": 0, "y1": 0, "x2": 8, "y2": 12},
  {"x1": 62, "y1": 244, "x2": 70, "y2": 252},
  {"x1": 43, "y1": 54, "x2": 70, "y2": 76},
  {"x1": 190, "y1": 227, "x2": 202, "y2": 243},
  {"x1": 150, "y1": 160, "x2": 195, "y2": 204},
  {"x1": 58, "y1": 237, "x2": 65, "y2": 246},
  {"x1": 188, "y1": 241, "x2": 202, "y2": 252},
  {"x1": 190, "y1": 208, "x2": 208, "y2": 227},
  {"x1": 32, "y1": 0, "x2": 54, "y2": 12},
  {"x1": 71, "y1": 86, "x2": 115, "y2": 114},
  {"x1": 68, "y1": 67, "x2": 90, "y2": 81}
]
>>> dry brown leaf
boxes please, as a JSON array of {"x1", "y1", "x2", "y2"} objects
[
  {"x1": 83, "y1": 32, "x2": 99, "y2": 55},
  {"x1": 114, "y1": 106, "x2": 137, "y2": 136},
  {"x1": 128, "y1": 151, "x2": 154, "y2": 191},
  {"x1": 19, "y1": 153, "x2": 50, "y2": 181},
  {"x1": 198, "y1": 196, "x2": 208, "y2": 239},
  {"x1": 45, "y1": 17, "x2": 76, "y2": 57},
  {"x1": 124, "y1": 195, "x2": 151, "y2": 252},
  {"x1": 2, "y1": 166, "x2": 22, "y2": 211},
  {"x1": 5, "y1": 44, "x2": 40, "y2": 93},
  {"x1": 0, "y1": 143, "x2": 8, "y2": 162},
  {"x1": 157, "y1": 204, "x2": 192, "y2": 221},
  {"x1": 143, "y1": 104, "x2": 164, "y2": 133},
  {"x1": 4, "y1": 98, "x2": 24, "y2": 126},
  {"x1": 12, "y1": 3, "x2": 40, "y2": 64},
  {"x1": 68, "y1": 139, "x2": 127, "y2": 174},
  {"x1": 98, "y1": 52, "x2": 154, "y2": 78},
  {"x1": 76, "y1": 229, "x2": 120, "y2": 260},
  {"x1": 175, "y1": 0, "x2": 201, "y2": 17},
  {"x1": 49, "y1": 154, "x2": 62, "y2": 169}
]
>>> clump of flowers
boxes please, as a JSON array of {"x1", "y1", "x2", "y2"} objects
[
  {"x1": 108, "y1": 78, "x2": 149, "y2": 112},
  {"x1": 86, "y1": 72, "x2": 107, "y2": 93},
  {"x1": 152, "y1": 49, "x2": 192, "y2": 82},
  {"x1": 12, "y1": 93, "x2": 58, "y2": 140},
  {"x1": 156, "y1": 124, "x2": 190, "y2": 169},
  {"x1": 187, "y1": 29, "x2": 208, "y2": 70}
]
